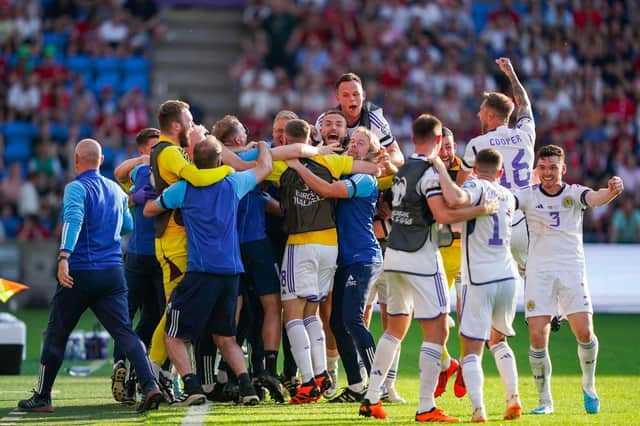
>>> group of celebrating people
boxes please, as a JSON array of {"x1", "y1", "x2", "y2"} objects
[{"x1": 18, "y1": 57, "x2": 624, "y2": 422}]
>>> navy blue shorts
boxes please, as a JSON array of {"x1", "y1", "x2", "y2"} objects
[
  {"x1": 240, "y1": 239, "x2": 280, "y2": 296},
  {"x1": 165, "y1": 272, "x2": 239, "y2": 341}
]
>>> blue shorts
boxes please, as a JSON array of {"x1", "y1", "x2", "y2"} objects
[
  {"x1": 240, "y1": 239, "x2": 280, "y2": 296},
  {"x1": 165, "y1": 272, "x2": 239, "y2": 340}
]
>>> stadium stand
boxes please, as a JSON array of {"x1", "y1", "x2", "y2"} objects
[{"x1": 233, "y1": 0, "x2": 640, "y2": 243}]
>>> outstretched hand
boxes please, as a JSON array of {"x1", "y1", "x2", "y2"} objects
[{"x1": 479, "y1": 192, "x2": 499, "y2": 215}]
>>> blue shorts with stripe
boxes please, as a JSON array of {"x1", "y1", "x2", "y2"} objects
[{"x1": 165, "y1": 272, "x2": 239, "y2": 341}]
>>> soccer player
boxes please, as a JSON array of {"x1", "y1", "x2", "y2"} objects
[
  {"x1": 315, "y1": 72, "x2": 404, "y2": 167},
  {"x1": 434, "y1": 127, "x2": 463, "y2": 398},
  {"x1": 285, "y1": 127, "x2": 394, "y2": 402},
  {"x1": 459, "y1": 57, "x2": 536, "y2": 272},
  {"x1": 18, "y1": 139, "x2": 162, "y2": 414},
  {"x1": 265, "y1": 116, "x2": 379, "y2": 404},
  {"x1": 359, "y1": 114, "x2": 497, "y2": 422},
  {"x1": 431, "y1": 148, "x2": 522, "y2": 422},
  {"x1": 144, "y1": 137, "x2": 273, "y2": 406},
  {"x1": 147, "y1": 100, "x2": 233, "y2": 403},
  {"x1": 111, "y1": 128, "x2": 165, "y2": 405},
  {"x1": 515, "y1": 145, "x2": 624, "y2": 415}
]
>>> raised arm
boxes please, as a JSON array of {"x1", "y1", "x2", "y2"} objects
[
  {"x1": 584, "y1": 176, "x2": 624, "y2": 208},
  {"x1": 497, "y1": 57, "x2": 533, "y2": 120},
  {"x1": 286, "y1": 158, "x2": 350, "y2": 199},
  {"x1": 252, "y1": 141, "x2": 273, "y2": 183}
]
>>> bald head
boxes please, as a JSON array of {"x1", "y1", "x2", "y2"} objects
[{"x1": 75, "y1": 139, "x2": 103, "y2": 169}]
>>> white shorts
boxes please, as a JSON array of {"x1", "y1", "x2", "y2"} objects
[
  {"x1": 281, "y1": 244, "x2": 338, "y2": 302},
  {"x1": 524, "y1": 268, "x2": 593, "y2": 318},
  {"x1": 385, "y1": 269, "x2": 450, "y2": 319},
  {"x1": 459, "y1": 280, "x2": 517, "y2": 341},
  {"x1": 366, "y1": 272, "x2": 388, "y2": 305},
  {"x1": 511, "y1": 210, "x2": 528, "y2": 271}
]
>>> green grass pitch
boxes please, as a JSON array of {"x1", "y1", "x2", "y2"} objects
[{"x1": 0, "y1": 309, "x2": 637, "y2": 425}]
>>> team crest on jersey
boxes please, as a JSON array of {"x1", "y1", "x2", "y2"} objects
[
  {"x1": 562, "y1": 197, "x2": 574, "y2": 208},
  {"x1": 526, "y1": 300, "x2": 535, "y2": 311}
]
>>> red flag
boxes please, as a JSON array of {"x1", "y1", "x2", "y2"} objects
[{"x1": 0, "y1": 279, "x2": 29, "y2": 303}]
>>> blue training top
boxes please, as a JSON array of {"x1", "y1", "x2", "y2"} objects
[
  {"x1": 127, "y1": 164, "x2": 155, "y2": 256},
  {"x1": 60, "y1": 169, "x2": 132, "y2": 270},
  {"x1": 159, "y1": 171, "x2": 257, "y2": 275},
  {"x1": 336, "y1": 173, "x2": 382, "y2": 266},
  {"x1": 235, "y1": 149, "x2": 268, "y2": 244}
]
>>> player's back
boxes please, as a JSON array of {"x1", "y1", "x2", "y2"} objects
[
  {"x1": 461, "y1": 179, "x2": 518, "y2": 285},
  {"x1": 464, "y1": 117, "x2": 535, "y2": 192}
]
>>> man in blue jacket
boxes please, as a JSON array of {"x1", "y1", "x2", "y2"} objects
[{"x1": 18, "y1": 139, "x2": 162, "y2": 414}]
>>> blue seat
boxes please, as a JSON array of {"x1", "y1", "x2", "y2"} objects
[
  {"x1": 120, "y1": 73, "x2": 149, "y2": 95},
  {"x1": 3, "y1": 121, "x2": 36, "y2": 145},
  {"x1": 49, "y1": 123, "x2": 69, "y2": 143},
  {"x1": 94, "y1": 73, "x2": 121, "y2": 94},
  {"x1": 122, "y1": 56, "x2": 149, "y2": 74},
  {"x1": 4, "y1": 142, "x2": 32, "y2": 164},
  {"x1": 93, "y1": 56, "x2": 121, "y2": 75}
]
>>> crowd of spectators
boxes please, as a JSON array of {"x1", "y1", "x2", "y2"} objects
[
  {"x1": 232, "y1": 0, "x2": 640, "y2": 243},
  {"x1": 0, "y1": 0, "x2": 158, "y2": 242}
]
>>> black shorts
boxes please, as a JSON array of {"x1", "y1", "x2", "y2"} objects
[
  {"x1": 240, "y1": 239, "x2": 280, "y2": 296},
  {"x1": 165, "y1": 271, "x2": 239, "y2": 340}
]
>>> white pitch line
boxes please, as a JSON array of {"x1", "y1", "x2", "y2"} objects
[
  {"x1": 180, "y1": 401, "x2": 210, "y2": 426},
  {"x1": 0, "y1": 409, "x2": 26, "y2": 425}
]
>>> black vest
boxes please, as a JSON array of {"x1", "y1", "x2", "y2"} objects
[
  {"x1": 280, "y1": 159, "x2": 336, "y2": 235},
  {"x1": 150, "y1": 141, "x2": 185, "y2": 238},
  {"x1": 387, "y1": 158, "x2": 436, "y2": 252},
  {"x1": 337, "y1": 101, "x2": 380, "y2": 149}
]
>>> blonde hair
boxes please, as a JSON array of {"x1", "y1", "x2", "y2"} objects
[{"x1": 352, "y1": 126, "x2": 381, "y2": 155}]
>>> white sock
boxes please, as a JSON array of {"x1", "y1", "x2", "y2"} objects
[
  {"x1": 385, "y1": 346, "x2": 401, "y2": 389},
  {"x1": 418, "y1": 342, "x2": 442, "y2": 413},
  {"x1": 348, "y1": 381, "x2": 365, "y2": 393},
  {"x1": 462, "y1": 354, "x2": 484, "y2": 411},
  {"x1": 577, "y1": 336, "x2": 598, "y2": 396},
  {"x1": 303, "y1": 316, "x2": 327, "y2": 376},
  {"x1": 441, "y1": 353, "x2": 451, "y2": 372},
  {"x1": 286, "y1": 319, "x2": 314, "y2": 382},
  {"x1": 327, "y1": 355, "x2": 339, "y2": 372},
  {"x1": 528, "y1": 346, "x2": 552, "y2": 404},
  {"x1": 364, "y1": 333, "x2": 400, "y2": 403},
  {"x1": 490, "y1": 341, "x2": 519, "y2": 400}
]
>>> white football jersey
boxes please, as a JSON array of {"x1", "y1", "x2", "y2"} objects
[
  {"x1": 515, "y1": 183, "x2": 592, "y2": 271},
  {"x1": 460, "y1": 178, "x2": 518, "y2": 285},
  {"x1": 462, "y1": 117, "x2": 536, "y2": 191},
  {"x1": 315, "y1": 107, "x2": 395, "y2": 147}
]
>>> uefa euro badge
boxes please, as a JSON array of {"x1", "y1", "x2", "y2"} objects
[
  {"x1": 526, "y1": 300, "x2": 535, "y2": 312},
  {"x1": 562, "y1": 197, "x2": 574, "y2": 208}
]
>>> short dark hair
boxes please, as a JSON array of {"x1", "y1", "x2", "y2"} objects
[
  {"x1": 412, "y1": 114, "x2": 442, "y2": 143},
  {"x1": 135, "y1": 128, "x2": 160, "y2": 147},
  {"x1": 475, "y1": 148, "x2": 503, "y2": 172},
  {"x1": 193, "y1": 136, "x2": 222, "y2": 169},
  {"x1": 212, "y1": 115, "x2": 242, "y2": 146},
  {"x1": 157, "y1": 100, "x2": 189, "y2": 133},
  {"x1": 482, "y1": 92, "x2": 514, "y2": 121},
  {"x1": 536, "y1": 144, "x2": 565, "y2": 164},
  {"x1": 442, "y1": 127, "x2": 453, "y2": 138},
  {"x1": 335, "y1": 72, "x2": 363, "y2": 90},
  {"x1": 285, "y1": 119, "x2": 310, "y2": 141}
]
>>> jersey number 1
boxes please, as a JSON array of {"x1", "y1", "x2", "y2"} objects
[{"x1": 488, "y1": 214, "x2": 503, "y2": 246}]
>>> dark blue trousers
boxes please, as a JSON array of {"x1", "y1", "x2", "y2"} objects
[
  {"x1": 113, "y1": 253, "x2": 165, "y2": 363},
  {"x1": 39, "y1": 268, "x2": 156, "y2": 396},
  {"x1": 330, "y1": 262, "x2": 381, "y2": 385}
]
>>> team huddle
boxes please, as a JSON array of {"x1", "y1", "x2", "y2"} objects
[{"x1": 17, "y1": 58, "x2": 624, "y2": 422}]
